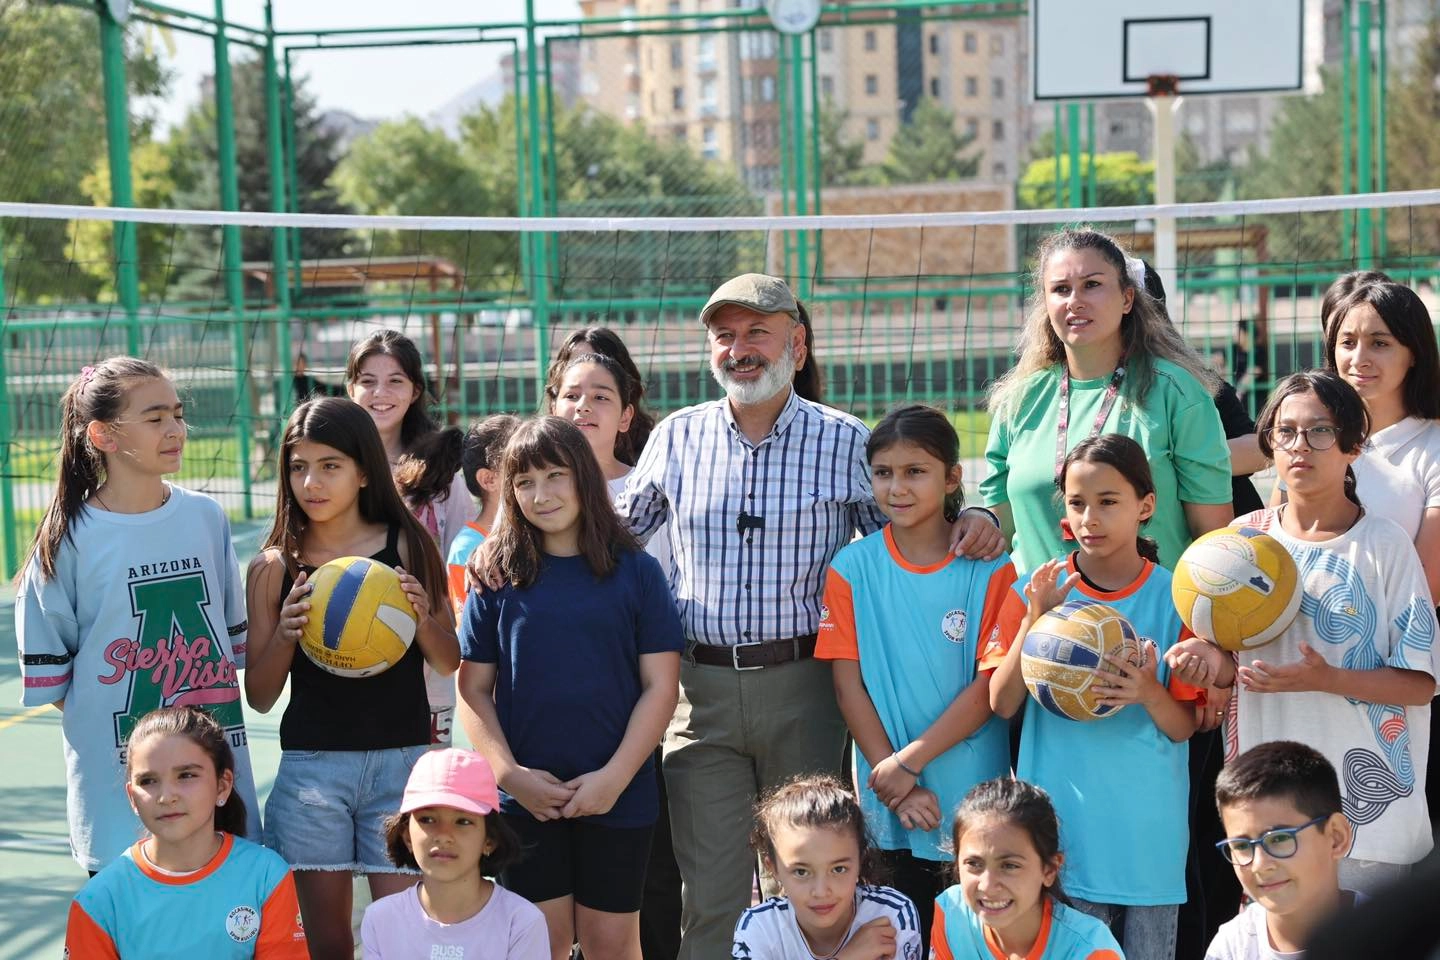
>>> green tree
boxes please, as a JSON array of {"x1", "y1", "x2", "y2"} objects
[
  {"x1": 332, "y1": 117, "x2": 506, "y2": 288},
  {"x1": 818, "y1": 102, "x2": 871, "y2": 186},
  {"x1": 0, "y1": 0, "x2": 166, "y2": 302},
  {"x1": 1017, "y1": 152, "x2": 1154, "y2": 208},
  {"x1": 163, "y1": 57, "x2": 352, "y2": 300},
  {"x1": 881, "y1": 97, "x2": 980, "y2": 184},
  {"x1": 69, "y1": 142, "x2": 177, "y2": 298},
  {"x1": 451, "y1": 97, "x2": 759, "y2": 296}
]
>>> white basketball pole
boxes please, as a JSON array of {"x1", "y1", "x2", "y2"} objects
[{"x1": 1148, "y1": 92, "x2": 1180, "y2": 295}]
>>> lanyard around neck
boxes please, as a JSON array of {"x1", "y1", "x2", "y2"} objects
[{"x1": 1054, "y1": 359, "x2": 1127, "y2": 488}]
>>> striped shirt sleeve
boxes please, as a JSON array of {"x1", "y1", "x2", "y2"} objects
[{"x1": 15, "y1": 559, "x2": 78, "y2": 707}]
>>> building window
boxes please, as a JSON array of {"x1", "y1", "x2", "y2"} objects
[
  {"x1": 670, "y1": 41, "x2": 683, "y2": 69},
  {"x1": 865, "y1": 74, "x2": 879, "y2": 95},
  {"x1": 761, "y1": 75, "x2": 775, "y2": 101},
  {"x1": 673, "y1": 86, "x2": 685, "y2": 111},
  {"x1": 993, "y1": 161, "x2": 1006, "y2": 177},
  {"x1": 702, "y1": 126, "x2": 719, "y2": 160},
  {"x1": 820, "y1": 75, "x2": 834, "y2": 100},
  {"x1": 992, "y1": 118, "x2": 1005, "y2": 140},
  {"x1": 964, "y1": 32, "x2": 977, "y2": 53},
  {"x1": 965, "y1": 76, "x2": 977, "y2": 97},
  {"x1": 929, "y1": 34, "x2": 940, "y2": 55},
  {"x1": 992, "y1": 77, "x2": 1004, "y2": 99},
  {"x1": 991, "y1": 34, "x2": 1005, "y2": 55},
  {"x1": 819, "y1": 29, "x2": 833, "y2": 53},
  {"x1": 929, "y1": 77, "x2": 941, "y2": 98},
  {"x1": 700, "y1": 77, "x2": 717, "y2": 114},
  {"x1": 698, "y1": 34, "x2": 715, "y2": 70},
  {"x1": 864, "y1": 29, "x2": 877, "y2": 51},
  {"x1": 866, "y1": 119, "x2": 880, "y2": 141},
  {"x1": 667, "y1": 0, "x2": 680, "y2": 12},
  {"x1": 964, "y1": 117, "x2": 978, "y2": 137}
]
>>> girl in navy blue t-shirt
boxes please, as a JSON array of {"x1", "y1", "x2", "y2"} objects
[{"x1": 457, "y1": 415, "x2": 683, "y2": 960}]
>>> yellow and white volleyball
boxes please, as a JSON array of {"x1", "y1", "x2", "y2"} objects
[
  {"x1": 1172, "y1": 526, "x2": 1300, "y2": 652},
  {"x1": 299, "y1": 556, "x2": 418, "y2": 677},
  {"x1": 1020, "y1": 600, "x2": 1145, "y2": 722}
]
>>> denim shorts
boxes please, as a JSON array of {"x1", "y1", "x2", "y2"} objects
[{"x1": 263, "y1": 745, "x2": 428, "y2": 873}]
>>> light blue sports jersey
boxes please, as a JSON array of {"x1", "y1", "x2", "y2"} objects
[
  {"x1": 818, "y1": 526, "x2": 1017, "y2": 860},
  {"x1": 1010, "y1": 557, "x2": 1198, "y2": 905},
  {"x1": 932, "y1": 885, "x2": 1123, "y2": 960},
  {"x1": 68, "y1": 833, "x2": 307, "y2": 958}
]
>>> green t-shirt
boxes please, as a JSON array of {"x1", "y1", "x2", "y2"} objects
[{"x1": 981, "y1": 358, "x2": 1232, "y2": 572}]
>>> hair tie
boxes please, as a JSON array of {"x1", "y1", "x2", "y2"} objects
[
  {"x1": 1124, "y1": 257, "x2": 1147, "y2": 292},
  {"x1": 79, "y1": 365, "x2": 97, "y2": 388}
]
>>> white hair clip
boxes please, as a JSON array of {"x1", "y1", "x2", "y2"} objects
[{"x1": 1125, "y1": 256, "x2": 1147, "y2": 292}]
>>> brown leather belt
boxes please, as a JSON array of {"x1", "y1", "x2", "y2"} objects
[{"x1": 687, "y1": 635, "x2": 819, "y2": 670}]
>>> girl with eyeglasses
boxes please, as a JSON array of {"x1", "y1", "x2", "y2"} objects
[{"x1": 1167, "y1": 371, "x2": 1437, "y2": 896}]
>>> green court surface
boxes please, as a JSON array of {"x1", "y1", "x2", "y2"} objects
[{"x1": 0, "y1": 519, "x2": 291, "y2": 960}]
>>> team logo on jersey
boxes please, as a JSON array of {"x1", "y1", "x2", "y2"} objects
[
  {"x1": 903, "y1": 940, "x2": 920, "y2": 960},
  {"x1": 941, "y1": 609, "x2": 967, "y2": 643},
  {"x1": 101, "y1": 569, "x2": 244, "y2": 749},
  {"x1": 819, "y1": 604, "x2": 831, "y2": 623},
  {"x1": 226, "y1": 905, "x2": 260, "y2": 942}
]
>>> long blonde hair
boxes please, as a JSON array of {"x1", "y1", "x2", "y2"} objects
[{"x1": 987, "y1": 228, "x2": 1218, "y2": 420}]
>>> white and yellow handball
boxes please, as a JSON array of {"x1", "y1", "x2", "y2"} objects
[{"x1": 1171, "y1": 526, "x2": 1300, "y2": 652}]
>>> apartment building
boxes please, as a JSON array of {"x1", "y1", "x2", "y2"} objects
[{"x1": 575, "y1": 1, "x2": 1027, "y2": 188}]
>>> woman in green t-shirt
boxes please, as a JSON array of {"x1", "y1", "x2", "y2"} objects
[{"x1": 980, "y1": 228, "x2": 1234, "y2": 573}]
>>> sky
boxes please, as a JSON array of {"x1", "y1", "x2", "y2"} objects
[{"x1": 143, "y1": 1, "x2": 582, "y2": 132}]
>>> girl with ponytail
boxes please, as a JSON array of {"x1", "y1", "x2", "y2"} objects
[
  {"x1": 15, "y1": 357, "x2": 260, "y2": 875},
  {"x1": 989, "y1": 434, "x2": 1202, "y2": 957}
]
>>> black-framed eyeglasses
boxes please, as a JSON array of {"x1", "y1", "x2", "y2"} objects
[
  {"x1": 1269, "y1": 425, "x2": 1339, "y2": 451},
  {"x1": 1214, "y1": 815, "x2": 1330, "y2": 865}
]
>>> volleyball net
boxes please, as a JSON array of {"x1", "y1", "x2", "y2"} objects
[{"x1": 1, "y1": 190, "x2": 1438, "y2": 574}]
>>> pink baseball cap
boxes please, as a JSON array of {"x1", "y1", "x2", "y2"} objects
[{"x1": 400, "y1": 749, "x2": 500, "y2": 817}]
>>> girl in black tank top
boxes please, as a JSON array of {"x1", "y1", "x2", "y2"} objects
[
  {"x1": 242, "y1": 398, "x2": 458, "y2": 957},
  {"x1": 278, "y1": 524, "x2": 430, "y2": 750}
]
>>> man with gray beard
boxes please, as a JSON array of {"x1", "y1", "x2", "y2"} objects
[{"x1": 615, "y1": 274, "x2": 1003, "y2": 960}]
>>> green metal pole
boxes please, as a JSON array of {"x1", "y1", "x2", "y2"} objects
[
  {"x1": 98, "y1": 6, "x2": 142, "y2": 355},
  {"x1": 1085, "y1": 103, "x2": 1097, "y2": 206},
  {"x1": 265, "y1": 2, "x2": 294, "y2": 418},
  {"x1": 0, "y1": 220, "x2": 16, "y2": 578},
  {"x1": 214, "y1": 0, "x2": 253, "y2": 518},
  {"x1": 1376, "y1": 0, "x2": 1388, "y2": 260},
  {"x1": 1341, "y1": 0, "x2": 1354, "y2": 260},
  {"x1": 791, "y1": 31, "x2": 811, "y2": 296},
  {"x1": 1066, "y1": 102, "x2": 1082, "y2": 208},
  {"x1": 809, "y1": 28, "x2": 823, "y2": 279},
  {"x1": 1053, "y1": 102, "x2": 1063, "y2": 207},
  {"x1": 524, "y1": 0, "x2": 551, "y2": 395},
  {"x1": 283, "y1": 54, "x2": 303, "y2": 302},
  {"x1": 1357, "y1": 0, "x2": 1374, "y2": 267}
]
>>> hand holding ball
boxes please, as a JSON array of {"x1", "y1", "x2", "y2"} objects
[
  {"x1": 299, "y1": 556, "x2": 418, "y2": 677},
  {"x1": 1020, "y1": 600, "x2": 1146, "y2": 722}
]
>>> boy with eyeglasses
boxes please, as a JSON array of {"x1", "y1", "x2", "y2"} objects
[{"x1": 1206, "y1": 741, "x2": 1359, "y2": 960}]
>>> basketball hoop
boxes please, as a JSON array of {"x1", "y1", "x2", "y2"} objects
[{"x1": 1147, "y1": 74, "x2": 1181, "y2": 97}]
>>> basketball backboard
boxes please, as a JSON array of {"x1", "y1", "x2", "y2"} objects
[{"x1": 1031, "y1": 0, "x2": 1305, "y2": 101}]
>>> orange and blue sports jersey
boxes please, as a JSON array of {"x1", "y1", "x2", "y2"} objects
[
  {"x1": 446, "y1": 520, "x2": 488, "y2": 620},
  {"x1": 817, "y1": 525, "x2": 1019, "y2": 860},
  {"x1": 931, "y1": 886, "x2": 1122, "y2": 960},
  {"x1": 65, "y1": 833, "x2": 307, "y2": 959},
  {"x1": 995, "y1": 555, "x2": 1203, "y2": 907}
]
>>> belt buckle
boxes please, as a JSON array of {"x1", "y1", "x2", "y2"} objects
[{"x1": 732, "y1": 642, "x2": 765, "y2": 671}]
